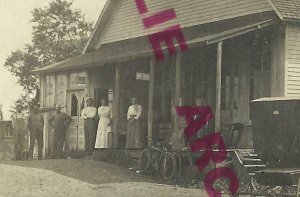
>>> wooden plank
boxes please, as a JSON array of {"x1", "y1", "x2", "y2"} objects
[
  {"x1": 287, "y1": 72, "x2": 300, "y2": 77},
  {"x1": 174, "y1": 53, "x2": 182, "y2": 149},
  {"x1": 286, "y1": 76, "x2": 300, "y2": 81},
  {"x1": 113, "y1": 64, "x2": 121, "y2": 148},
  {"x1": 287, "y1": 81, "x2": 300, "y2": 86},
  {"x1": 287, "y1": 24, "x2": 300, "y2": 96},
  {"x1": 40, "y1": 75, "x2": 44, "y2": 107},
  {"x1": 215, "y1": 42, "x2": 222, "y2": 132},
  {"x1": 50, "y1": 75, "x2": 55, "y2": 106},
  {"x1": 147, "y1": 57, "x2": 155, "y2": 145}
]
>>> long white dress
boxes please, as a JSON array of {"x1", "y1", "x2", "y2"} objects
[{"x1": 95, "y1": 106, "x2": 111, "y2": 148}]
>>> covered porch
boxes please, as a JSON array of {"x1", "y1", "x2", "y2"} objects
[{"x1": 34, "y1": 11, "x2": 282, "y2": 152}]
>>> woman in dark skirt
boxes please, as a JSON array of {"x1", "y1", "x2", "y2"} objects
[{"x1": 126, "y1": 98, "x2": 143, "y2": 149}]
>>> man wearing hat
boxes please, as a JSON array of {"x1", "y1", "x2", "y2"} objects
[
  {"x1": 27, "y1": 103, "x2": 44, "y2": 160},
  {"x1": 12, "y1": 104, "x2": 27, "y2": 160},
  {"x1": 49, "y1": 104, "x2": 71, "y2": 159},
  {"x1": 81, "y1": 97, "x2": 97, "y2": 155}
]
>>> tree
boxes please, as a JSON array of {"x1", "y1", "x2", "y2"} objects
[{"x1": 4, "y1": 0, "x2": 93, "y2": 113}]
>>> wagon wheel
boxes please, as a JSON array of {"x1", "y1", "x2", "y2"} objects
[
  {"x1": 235, "y1": 177, "x2": 256, "y2": 196},
  {"x1": 280, "y1": 185, "x2": 298, "y2": 196},
  {"x1": 266, "y1": 185, "x2": 298, "y2": 196}
]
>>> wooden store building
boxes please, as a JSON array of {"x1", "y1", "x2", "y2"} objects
[{"x1": 33, "y1": 0, "x2": 300, "y2": 157}]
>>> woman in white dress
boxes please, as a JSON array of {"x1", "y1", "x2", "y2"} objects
[{"x1": 95, "y1": 99, "x2": 111, "y2": 148}]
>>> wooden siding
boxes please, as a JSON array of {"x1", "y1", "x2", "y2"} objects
[
  {"x1": 44, "y1": 75, "x2": 55, "y2": 106},
  {"x1": 286, "y1": 24, "x2": 300, "y2": 96},
  {"x1": 55, "y1": 74, "x2": 67, "y2": 107},
  {"x1": 88, "y1": 67, "x2": 114, "y2": 100},
  {"x1": 96, "y1": 0, "x2": 273, "y2": 46}
]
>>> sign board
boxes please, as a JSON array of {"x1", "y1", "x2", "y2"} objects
[
  {"x1": 136, "y1": 72, "x2": 150, "y2": 81},
  {"x1": 71, "y1": 76, "x2": 86, "y2": 86}
]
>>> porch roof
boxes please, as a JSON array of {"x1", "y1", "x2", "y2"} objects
[{"x1": 33, "y1": 12, "x2": 278, "y2": 74}]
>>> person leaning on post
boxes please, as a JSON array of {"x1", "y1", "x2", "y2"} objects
[
  {"x1": 49, "y1": 105, "x2": 72, "y2": 159},
  {"x1": 27, "y1": 103, "x2": 44, "y2": 160},
  {"x1": 81, "y1": 97, "x2": 98, "y2": 155}
]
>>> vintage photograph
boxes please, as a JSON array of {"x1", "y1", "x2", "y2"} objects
[{"x1": 0, "y1": 0, "x2": 300, "y2": 196}]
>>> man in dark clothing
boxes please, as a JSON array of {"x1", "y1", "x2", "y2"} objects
[
  {"x1": 27, "y1": 103, "x2": 44, "y2": 160},
  {"x1": 12, "y1": 105, "x2": 27, "y2": 160},
  {"x1": 81, "y1": 97, "x2": 97, "y2": 155},
  {"x1": 49, "y1": 105, "x2": 71, "y2": 159}
]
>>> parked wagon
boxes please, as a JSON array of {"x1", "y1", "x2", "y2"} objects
[{"x1": 232, "y1": 97, "x2": 300, "y2": 196}]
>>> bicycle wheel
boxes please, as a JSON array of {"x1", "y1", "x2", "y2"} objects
[
  {"x1": 175, "y1": 153, "x2": 182, "y2": 180},
  {"x1": 138, "y1": 148, "x2": 151, "y2": 173},
  {"x1": 160, "y1": 152, "x2": 177, "y2": 181}
]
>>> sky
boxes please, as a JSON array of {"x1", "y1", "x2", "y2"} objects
[{"x1": 0, "y1": 0, "x2": 107, "y2": 119}]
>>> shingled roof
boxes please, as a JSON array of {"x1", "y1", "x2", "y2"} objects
[{"x1": 268, "y1": 0, "x2": 300, "y2": 21}]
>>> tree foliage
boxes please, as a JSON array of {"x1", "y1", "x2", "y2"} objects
[{"x1": 4, "y1": 0, "x2": 93, "y2": 113}]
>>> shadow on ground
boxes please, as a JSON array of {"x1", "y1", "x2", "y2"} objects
[{"x1": 0, "y1": 159, "x2": 159, "y2": 185}]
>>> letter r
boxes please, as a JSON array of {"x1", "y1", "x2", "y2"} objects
[
  {"x1": 190, "y1": 133, "x2": 227, "y2": 172},
  {"x1": 204, "y1": 167, "x2": 239, "y2": 197},
  {"x1": 176, "y1": 106, "x2": 214, "y2": 140}
]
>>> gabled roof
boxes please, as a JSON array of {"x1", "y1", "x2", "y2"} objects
[
  {"x1": 34, "y1": 0, "x2": 297, "y2": 74},
  {"x1": 84, "y1": 0, "x2": 274, "y2": 52},
  {"x1": 268, "y1": 0, "x2": 300, "y2": 21}
]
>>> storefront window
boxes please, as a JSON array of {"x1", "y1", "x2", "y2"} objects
[{"x1": 70, "y1": 72, "x2": 86, "y2": 89}]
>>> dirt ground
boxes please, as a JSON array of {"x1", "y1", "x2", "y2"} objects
[{"x1": 0, "y1": 159, "x2": 209, "y2": 197}]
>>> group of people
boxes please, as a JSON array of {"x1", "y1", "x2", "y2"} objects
[
  {"x1": 12, "y1": 96, "x2": 144, "y2": 160},
  {"x1": 82, "y1": 97, "x2": 144, "y2": 154},
  {"x1": 13, "y1": 103, "x2": 71, "y2": 160},
  {"x1": 81, "y1": 98, "x2": 111, "y2": 154}
]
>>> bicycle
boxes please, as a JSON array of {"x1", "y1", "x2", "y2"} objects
[{"x1": 138, "y1": 137, "x2": 179, "y2": 181}]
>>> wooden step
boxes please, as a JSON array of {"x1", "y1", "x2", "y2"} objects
[
  {"x1": 244, "y1": 164, "x2": 266, "y2": 168},
  {"x1": 244, "y1": 164, "x2": 266, "y2": 173},
  {"x1": 242, "y1": 158, "x2": 264, "y2": 165}
]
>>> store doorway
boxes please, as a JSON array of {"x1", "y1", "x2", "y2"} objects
[{"x1": 67, "y1": 90, "x2": 85, "y2": 150}]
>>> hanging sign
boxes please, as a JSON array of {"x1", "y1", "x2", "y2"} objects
[{"x1": 136, "y1": 72, "x2": 150, "y2": 81}]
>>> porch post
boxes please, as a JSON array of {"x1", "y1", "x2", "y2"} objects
[
  {"x1": 148, "y1": 57, "x2": 155, "y2": 145},
  {"x1": 174, "y1": 53, "x2": 182, "y2": 148},
  {"x1": 113, "y1": 64, "x2": 121, "y2": 148},
  {"x1": 215, "y1": 41, "x2": 222, "y2": 132},
  {"x1": 85, "y1": 70, "x2": 90, "y2": 97}
]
